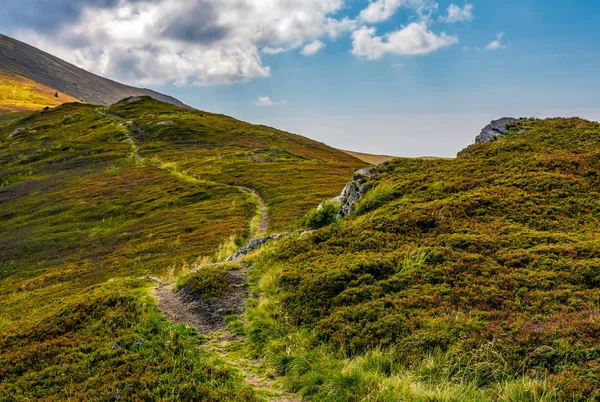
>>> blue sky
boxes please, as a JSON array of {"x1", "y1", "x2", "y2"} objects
[{"x1": 3, "y1": 0, "x2": 600, "y2": 156}]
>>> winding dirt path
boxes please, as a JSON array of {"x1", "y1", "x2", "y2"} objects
[
  {"x1": 239, "y1": 186, "x2": 269, "y2": 237},
  {"x1": 111, "y1": 112, "x2": 269, "y2": 238},
  {"x1": 153, "y1": 266, "x2": 300, "y2": 401},
  {"x1": 123, "y1": 122, "x2": 144, "y2": 162},
  {"x1": 109, "y1": 110, "x2": 296, "y2": 400}
]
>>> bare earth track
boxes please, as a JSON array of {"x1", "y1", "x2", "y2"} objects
[
  {"x1": 113, "y1": 109, "x2": 298, "y2": 401},
  {"x1": 114, "y1": 110, "x2": 269, "y2": 236},
  {"x1": 239, "y1": 186, "x2": 269, "y2": 236},
  {"x1": 154, "y1": 267, "x2": 248, "y2": 334}
]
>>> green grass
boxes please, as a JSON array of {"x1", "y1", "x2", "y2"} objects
[
  {"x1": 176, "y1": 263, "x2": 240, "y2": 299},
  {"x1": 240, "y1": 118, "x2": 600, "y2": 401},
  {"x1": 354, "y1": 180, "x2": 398, "y2": 215},
  {"x1": 0, "y1": 98, "x2": 363, "y2": 399},
  {"x1": 106, "y1": 97, "x2": 365, "y2": 232},
  {"x1": 8, "y1": 98, "x2": 597, "y2": 400},
  {"x1": 0, "y1": 277, "x2": 259, "y2": 401},
  {"x1": 302, "y1": 200, "x2": 341, "y2": 230},
  {"x1": 239, "y1": 252, "x2": 556, "y2": 402},
  {"x1": 0, "y1": 103, "x2": 261, "y2": 400}
]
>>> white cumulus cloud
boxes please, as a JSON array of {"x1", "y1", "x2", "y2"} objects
[
  {"x1": 254, "y1": 97, "x2": 287, "y2": 107},
  {"x1": 8, "y1": 0, "x2": 467, "y2": 86},
  {"x1": 440, "y1": 4, "x2": 473, "y2": 23},
  {"x1": 301, "y1": 40, "x2": 326, "y2": 55},
  {"x1": 358, "y1": 0, "x2": 438, "y2": 23},
  {"x1": 351, "y1": 22, "x2": 458, "y2": 59},
  {"x1": 12, "y1": 0, "x2": 355, "y2": 86},
  {"x1": 486, "y1": 32, "x2": 507, "y2": 50}
]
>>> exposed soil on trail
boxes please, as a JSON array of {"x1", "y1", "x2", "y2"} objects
[
  {"x1": 239, "y1": 186, "x2": 269, "y2": 236},
  {"x1": 110, "y1": 109, "x2": 295, "y2": 400},
  {"x1": 153, "y1": 269, "x2": 247, "y2": 334},
  {"x1": 153, "y1": 265, "x2": 302, "y2": 402},
  {"x1": 208, "y1": 335, "x2": 302, "y2": 402},
  {"x1": 123, "y1": 124, "x2": 143, "y2": 161}
]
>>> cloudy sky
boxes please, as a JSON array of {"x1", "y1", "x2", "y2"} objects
[{"x1": 2, "y1": 0, "x2": 600, "y2": 156}]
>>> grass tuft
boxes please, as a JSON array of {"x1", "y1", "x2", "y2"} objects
[
  {"x1": 302, "y1": 200, "x2": 340, "y2": 230},
  {"x1": 176, "y1": 263, "x2": 240, "y2": 300},
  {"x1": 354, "y1": 180, "x2": 398, "y2": 215}
]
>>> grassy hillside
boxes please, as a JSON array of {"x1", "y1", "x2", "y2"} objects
[
  {"x1": 106, "y1": 97, "x2": 363, "y2": 232},
  {"x1": 340, "y1": 149, "x2": 397, "y2": 165},
  {"x1": 0, "y1": 33, "x2": 187, "y2": 107},
  {"x1": 242, "y1": 118, "x2": 600, "y2": 401},
  {"x1": 0, "y1": 99, "x2": 362, "y2": 400},
  {"x1": 0, "y1": 71, "x2": 80, "y2": 128},
  {"x1": 0, "y1": 71, "x2": 79, "y2": 111}
]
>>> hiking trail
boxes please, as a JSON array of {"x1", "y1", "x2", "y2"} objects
[{"x1": 108, "y1": 109, "x2": 296, "y2": 401}]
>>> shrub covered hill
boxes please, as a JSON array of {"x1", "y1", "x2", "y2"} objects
[
  {"x1": 3, "y1": 93, "x2": 600, "y2": 401},
  {"x1": 0, "y1": 97, "x2": 363, "y2": 400},
  {"x1": 245, "y1": 118, "x2": 600, "y2": 401}
]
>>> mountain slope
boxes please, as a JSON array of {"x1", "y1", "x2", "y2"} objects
[
  {"x1": 0, "y1": 70, "x2": 79, "y2": 111},
  {"x1": 0, "y1": 33, "x2": 187, "y2": 108},
  {"x1": 339, "y1": 149, "x2": 397, "y2": 165},
  {"x1": 244, "y1": 118, "x2": 600, "y2": 401},
  {"x1": 0, "y1": 98, "x2": 363, "y2": 400},
  {"x1": 106, "y1": 96, "x2": 363, "y2": 231},
  {"x1": 0, "y1": 70, "x2": 80, "y2": 126}
]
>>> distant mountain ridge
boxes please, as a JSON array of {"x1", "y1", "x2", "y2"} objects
[{"x1": 0, "y1": 33, "x2": 187, "y2": 108}]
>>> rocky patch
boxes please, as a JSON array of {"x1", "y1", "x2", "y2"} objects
[
  {"x1": 227, "y1": 233, "x2": 288, "y2": 262},
  {"x1": 154, "y1": 269, "x2": 247, "y2": 334},
  {"x1": 335, "y1": 167, "x2": 378, "y2": 218},
  {"x1": 7, "y1": 127, "x2": 24, "y2": 140},
  {"x1": 475, "y1": 117, "x2": 525, "y2": 143}
]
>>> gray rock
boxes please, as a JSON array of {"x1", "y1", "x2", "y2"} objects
[
  {"x1": 157, "y1": 120, "x2": 174, "y2": 126},
  {"x1": 7, "y1": 127, "x2": 24, "y2": 140},
  {"x1": 127, "y1": 96, "x2": 143, "y2": 103},
  {"x1": 475, "y1": 117, "x2": 523, "y2": 143},
  {"x1": 337, "y1": 167, "x2": 377, "y2": 218},
  {"x1": 226, "y1": 233, "x2": 288, "y2": 261},
  {"x1": 139, "y1": 276, "x2": 162, "y2": 284}
]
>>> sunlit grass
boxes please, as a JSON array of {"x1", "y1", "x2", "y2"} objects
[
  {"x1": 0, "y1": 71, "x2": 79, "y2": 111},
  {"x1": 240, "y1": 118, "x2": 600, "y2": 401},
  {"x1": 0, "y1": 98, "x2": 362, "y2": 400}
]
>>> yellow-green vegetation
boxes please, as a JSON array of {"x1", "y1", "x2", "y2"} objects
[
  {"x1": 1, "y1": 278, "x2": 259, "y2": 401},
  {"x1": 302, "y1": 200, "x2": 341, "y2": 230},
  {"x1": 354, "y1": 180, "x2": 398, "y2": 215},
  {"x1": 106, "y1": 97, "x2": 364, "y2": 232},
  {"x1": 0, "y1": 98, "x2": 362, "y2": 399},
  {"x1": 241, "y1": 118, "x2": 600, "y2": 401},
  {"x1": 0, "y1": 71, "x2": 79, "y2": 112},
  {"x1": 176, "y1": 263, "x2": 240, "y2": 299}
]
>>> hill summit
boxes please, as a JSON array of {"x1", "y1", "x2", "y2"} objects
[{"x1": 0, "y1": 34, "x2": 186, "y2": 108}]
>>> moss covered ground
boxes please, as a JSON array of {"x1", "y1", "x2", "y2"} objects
[{"x1": 6, "y1": 95, "x2": 596, "y2": 401}]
